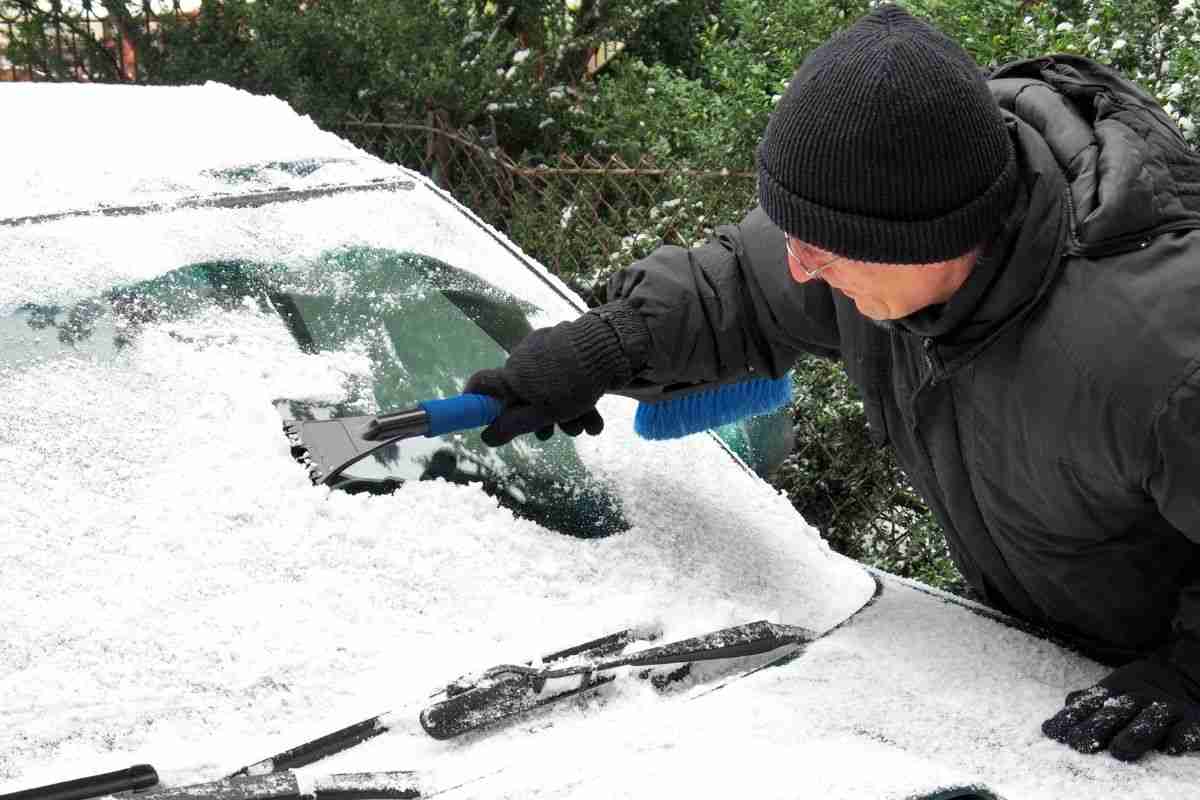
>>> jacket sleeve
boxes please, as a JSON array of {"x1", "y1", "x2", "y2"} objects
[
  {"x1": 1148, "y1": 365, "x2": 1200, "y2": 671},
  {"x1": 606, "y1": 205, "x2": 842, "y2": 386}
]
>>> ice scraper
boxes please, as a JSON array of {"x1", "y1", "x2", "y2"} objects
[
  {"x1": 285, "y1": 373, "x2": 792, "y2": 487},
  {"x1": 283, "y1": 393, "x2": 503, "y2": 486}
]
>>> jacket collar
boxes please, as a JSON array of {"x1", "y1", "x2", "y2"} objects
[{"x1": 898, "y1": 114, "x2": 1071, "y2": 367}]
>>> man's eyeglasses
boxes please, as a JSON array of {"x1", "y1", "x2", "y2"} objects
[{"x1": 785, "y1": 234, "x2": 842, "y2": 279}]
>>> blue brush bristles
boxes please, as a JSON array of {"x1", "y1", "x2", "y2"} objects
[{"x1": 634, "y1": 374, "x2": 793, "y2": 440}]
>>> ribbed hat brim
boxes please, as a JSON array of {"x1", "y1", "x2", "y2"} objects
[{"x1": 757, "y1": 137, "x2": 1018, "y2": 264}]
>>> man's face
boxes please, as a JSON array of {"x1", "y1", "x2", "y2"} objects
[{"x1": 786, "y1": 237, "x2": 974, "y2": 320}]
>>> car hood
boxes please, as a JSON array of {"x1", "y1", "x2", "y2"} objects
[{"x1": 300, "y1": 576, "x2": 1198, "y2": 800}]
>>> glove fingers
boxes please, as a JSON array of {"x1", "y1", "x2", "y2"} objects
[
  {"x1": 1066, "y1": 694, "x2": 1142, "y2": 754},
  {"x1": 464, "y1": 369, "x2": 513, "y2": 402},
  {"x1": 1109, "y1": 701, "x2": 1179, "y2": 762},
  {"x1": 580, "y1": 408, "x2": 604, "y2": 436},
  {"x1": 559, "y1": 409, "x2": 604, "y2": 438},
  {"x1": 480, "y1": 423, "x2": 514, "y2": 448},
  {"x1": 1042, "y1": 687, "x2": 1113, "y2": 743},
  {"x1": 481, "y1": 405, "x2": 552, "y2": 447},
  {"x1": 1161, "y1": 719, "x2": 1200, "y2": 755}
]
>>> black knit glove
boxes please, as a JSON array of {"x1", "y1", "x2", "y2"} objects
[
  {"x1": 465, "y1": 302, "x2": 649, "y2": 447},
  {"x1": 1041, "y1": 648, "x2": 1200, "y2": 761}
]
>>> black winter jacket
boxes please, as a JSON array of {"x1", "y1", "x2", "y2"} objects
[{"x1": 608, "y1": 56, "x2": 1200, "y2": 664}]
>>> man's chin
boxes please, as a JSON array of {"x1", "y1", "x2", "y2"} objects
[
  {"x1": 840, "y1": 290, "x2": 901, "y2": 323},
  {"x1": 851, "y1": 297, "x2": 894, "y2": 322}
]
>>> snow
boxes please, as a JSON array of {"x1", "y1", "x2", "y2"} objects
[
  {"x1": 0, "y1": 80, "x2": 868, "y2": 789},
  {"x1": 0, "y1": 189, "x2": 575, "y2": 327},
  {"x1": 274, "y1": 577, "x2": 1198, "y2": 799},
  {"x1": 1, "y1": 83, "x2": 399, "y2": 222},
  {"x1": 0, "y1": 300, "x2": 871, "y2": 793},
  {"x1": 1, "y1": 81, "x2": 1197, "y2": 799}
]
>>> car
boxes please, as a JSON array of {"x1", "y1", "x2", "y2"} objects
[{"x1": 1, "y1": 81, "x2": 1196, "y2": 800}]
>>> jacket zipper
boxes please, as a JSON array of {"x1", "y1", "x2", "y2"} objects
[
  {"x1": 905, "y1": 335, "x2": 939, "y2": 461},
  {"x1": 1060, "y1": 185, "x2": 1200, "y2": 258},
  {"x1": 1066, "y1": 216, "x2": 1200, "y2": 259},
  {"x1": 922, "y1": 337, "x2": 944, "y2": 386},
  {"x1": 905, "y1": 334, "x2": 992, "y2": 605}
]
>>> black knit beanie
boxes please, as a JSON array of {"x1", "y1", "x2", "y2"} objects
[{"x1": 757, "y1": 4, "x2": 1017, "y2": 264}]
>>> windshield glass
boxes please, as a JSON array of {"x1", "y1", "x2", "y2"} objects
[{"x1": 0, "y1": 248, "x2": 627, "y2": 538}]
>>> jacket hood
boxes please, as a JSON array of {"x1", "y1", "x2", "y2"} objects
[
  {"x1": 905, "y1": 54, "x2": 1200, "y2": 364},
  {"x1": 990, "y1": 55, "x2": 1200, "y2": 252}
]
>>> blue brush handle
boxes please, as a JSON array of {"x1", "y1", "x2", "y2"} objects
[{"x1": 419, "y1": 393, "x2": 503, "y2": 436}]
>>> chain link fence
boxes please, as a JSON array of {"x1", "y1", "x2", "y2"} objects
[
  {"x1": 338, "y1": 114, "x2": 758, "y2": 292},
  {"x1": 342, "y1": 112, "x2": 959, "y2": 592}
]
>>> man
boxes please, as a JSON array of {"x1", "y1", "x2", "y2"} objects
[{"x1": 465, "y1": 4, "x2": 1200, "y2": 762}]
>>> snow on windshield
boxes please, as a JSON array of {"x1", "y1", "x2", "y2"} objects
[
  {"x1": 0, "y1": 80, "x2": 873, "y2": 790},
  {"x1": 0, "y1": 292, "x2": 871, "y2": 789},
  {"x1": 0, "y1": 188, "x2": 581, "y2": 330}
]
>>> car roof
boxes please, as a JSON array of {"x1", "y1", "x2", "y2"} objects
[{"x1": 1, "y1": 81, "x2": 397, "y2": 221}]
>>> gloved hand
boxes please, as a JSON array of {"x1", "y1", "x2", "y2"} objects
[
  {"x1": 464, "y1": 302, "x2": 648, "y2": 447},
  {"x1": 1041, "y1": 647, "x2": 1200, "y2": 761}
]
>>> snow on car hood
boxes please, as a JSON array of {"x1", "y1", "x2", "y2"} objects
[{"x1": 313, "y1": 575, "x2": 1192, "y2": 800}]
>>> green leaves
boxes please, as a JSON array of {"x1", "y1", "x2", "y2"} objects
[{"x1": 895, "y1": 0, "x2": 1200, "y2": 136}]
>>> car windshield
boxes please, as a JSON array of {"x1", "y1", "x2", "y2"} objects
[{"x1": 0, "y1": 247, "x2": 627, "y2": 538}]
